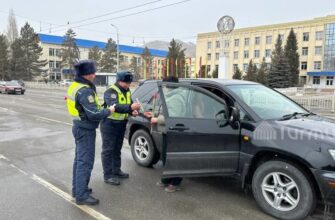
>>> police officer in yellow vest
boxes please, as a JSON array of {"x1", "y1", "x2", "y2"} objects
[
  {"x1": 67, "y1": 60, "x2": 115, "y2": 206},
  {"x1": 100, "y1": 71, "x2": 140, "y2": 185}
]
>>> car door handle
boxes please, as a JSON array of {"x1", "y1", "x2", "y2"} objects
[{"x1": 169, "y1": 124, "x2": 190, "y2": 131}]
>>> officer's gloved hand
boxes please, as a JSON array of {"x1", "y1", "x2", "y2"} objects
[{"x1": 131, "y1": 103, "x2": 141, "y2": 110}]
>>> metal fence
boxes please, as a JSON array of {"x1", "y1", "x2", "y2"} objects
[{"x1": 289, "y1": 95, "x2": 335, "y2": 113}]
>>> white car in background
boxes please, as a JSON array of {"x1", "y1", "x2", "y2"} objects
[{"x1": 60, "y1": 79, "x2": 73, "y2": 86}]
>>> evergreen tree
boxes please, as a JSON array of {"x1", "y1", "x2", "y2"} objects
[
  {"x1": 243, "y1": 59, "x2": 257, "y2": 82},
  {"x1": 129, "y1": 56, "x2": 142, "y2": 81},
  {"x1": 284, "y1": 28, "x2": 300, "y2": 87},
  {"x1": 167, "y1": 39, "x2": 186, "y2": 77},
  {"x1": 212, "y1": 65, "x2": 218, "y2": 78},
  {"x1": 268, "y1": 35, "x2": 290, "y2": 88},
  {"x1": 0, "y1": 35, "x2": 9, "y2": 80},
  {"x1": 232, "y1": 66, "x2": 242, "y2": 80},
  {"x1": 257, "y1": 57, "x2": 268, "y2": 85},
  {"x1": 20, "y1": 23, "x2": 47, "y2": 80},
  {"x1": 6, "y1": 9, "x2": 19, "y2": 44},
  {"x1": 61, "y1": 29, "x2": 79, "y2": 72},
  {"x1": 88, "y1": 46, "x2": 102, "y2": 68},
  {"x1": 9, "y1": 39, "x2": 25, "y2": 79},
  {"x1": 142, "y1": 46, "x2": 152, "y2": 79},
  {"x1": 99, "y1": 38, "x2": 117, "y2": 73}
]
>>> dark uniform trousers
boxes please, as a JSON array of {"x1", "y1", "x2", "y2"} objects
[
  {"x1": 72, "y1": 124, "x2": 96, "y2": 200},
  {"x1": 100, "y1": 119, "x2": 127, "y2": 180}
]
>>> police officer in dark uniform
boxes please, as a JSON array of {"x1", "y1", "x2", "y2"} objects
[
  {"x1": 100, "y1": 71, "x2": 140, "y2": 185},
  {"x1": 67, "y1": 60, "x2": 115, "y2": 205}
]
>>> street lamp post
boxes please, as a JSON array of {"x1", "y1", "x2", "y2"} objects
[{"x1": 111, "y1": 24, "x2": 119, "y2": 72}]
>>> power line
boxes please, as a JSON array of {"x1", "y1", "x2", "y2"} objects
[
  {"x1": 49, "y1": 0, "x2": 163, "y2": 30},
  {"x1": 49, "y1": 0, "x2": 191, "y2": 34}
]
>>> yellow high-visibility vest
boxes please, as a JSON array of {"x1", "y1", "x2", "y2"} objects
[
  {"x1": 107, "y1": 84, "x2": 131, "y2": 120},
  {"x1": 66, "y1": 81, "x2": 100, "y2": 119}
]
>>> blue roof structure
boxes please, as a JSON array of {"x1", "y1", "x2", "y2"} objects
[
  {"x1": 38, "y1": 33, "x2": 168, "y2": 58},
  {"x1": 307, "y1": 71, "x2": 335, "y2": 76}
]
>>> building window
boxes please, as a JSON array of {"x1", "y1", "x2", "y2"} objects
[
  {"x1": 314, "y1": 61, "x2": 321, "y2": 70},
  {"x1": 207, "y1": 53, "x2": 211, "y2": 61},
  {"x1": 55, "y1": 49, "x2": 62, "y2": 57},
  {"x1": 324, "y1": 23, "x2": 335, "y2": 71},
  {"x1": 49, "y1": 61, "x2": 54, "y2": 68},
  {"x1": 303, "y1": 32, "x2": 309, "y2": 41},
  {"x1": 207, "y1": 42, "x2": 212, "y2": 49},
  {"x1": 234, "y1": 39, "x2": 239, "y2": 47},
  {"x1": 244, "y1": 38, "x2": 250, "y2": 46},
  {"x1": 301, "y1": 62, "x2": 307, "y2": 70},
  {"x1": 216, "y1": 41, "x2": 220, "y2": 49},
  {"x1": 255, "y1": 37, "x2": 260, "y2": 45},
  {"x1": 233, "y1": 64, "x2": 238, "y2": 72},
  {"x1": 234, "y1": 51, "x2": 238, "y2": 59},
  {"x1": 224, "y1": 40, "x2": 230, "y2": 48},
  {"x1": 254, "y1": 50, "x2": 260, "y2": 58},
  {"x1": 316, "y1": 31, "x2": 323, "y2": 41},
  {"x1": 313, "y1": 76, "x2": 320, "y2": 85},
  {"x1": 315, "y1": 46, "x2": 322, "y2": 55},
  {"x1": 243, "y1": 63, "x2": 248, "y2": 72},
  {"x1": 49, "y1": 48, "x2": 55, "y2": 56},
  {"x1": 55, "y1": 61, "x2": 61, "y2": 69},
  {"x1": 265, "y1": 49, "x2": 272, "y2": 58},
  {"x1": 302, "y1": 47, "x2": 308, "y2": 56},
  {"x1": 327, "y1": 76, "x2": 334, "y2": 86},
  {"x1": 266, "y1": 36, "x2": 272, "y2": 44},
  {"x1": 244, "y1": 50, "x2": 249, "y2": 59},
  {"x1": 215, "y1": 53, "x2": 220, "y2": 60}
]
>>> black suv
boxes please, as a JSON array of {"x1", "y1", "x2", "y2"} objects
[{"x1": 126, "y1": 79, "x2": 335, "y2": 219}]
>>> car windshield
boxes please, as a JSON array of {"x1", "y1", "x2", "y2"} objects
[
  {"x1": 6, "y1": 81, "x2": 20, "y2": 86},
  {"x1": 227, "y1": 84, "x2": 308, "y2": 120}
]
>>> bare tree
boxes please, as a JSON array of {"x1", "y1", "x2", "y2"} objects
[{"x1": 6, "y1": 9, "x2": 19, "y2": 44}]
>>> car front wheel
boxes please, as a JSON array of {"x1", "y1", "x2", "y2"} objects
[
  {"x1": 130, "y1": 129, "x2": 159, "y2": 167},
  {"x1": 252, "y1": 160, "x2": 316, "y2": 220}
]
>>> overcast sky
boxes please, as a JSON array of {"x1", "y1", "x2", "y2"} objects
[{"x1": 0, "y1": 0, "x2": 335, "y2": 46}]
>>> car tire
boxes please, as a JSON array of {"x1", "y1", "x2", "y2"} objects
[
  {"x1": 252, "y1": 160, "x2": 316, "y2": 220},
  {"x1": 130, "y1": 129, "x2": 159, "y2": 167},
  {"x1": 21, "y1": 91, "x2": 24, "y2": 95}
]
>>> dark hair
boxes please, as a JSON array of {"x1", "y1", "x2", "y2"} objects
[{"x1": 162, "y1": 76, "x2": 179, "y2": 83}]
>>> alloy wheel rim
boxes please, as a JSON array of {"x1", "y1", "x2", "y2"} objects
[
  {"x1": 261, "y1": 172, "x2": 300, "y2": 212},
  {"x1": 134, "y1": 136, "x2": 149, "y2": 161}
]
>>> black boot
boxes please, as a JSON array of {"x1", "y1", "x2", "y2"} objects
[
  {"x1": 104, "y1": 177, "x2": 120, "y2": 185},
  {"x1": 76, "y1": 195, "x2": 99, "y2": 205},
  {"x1": 116, "y1": 170, "x2": 129, "y2": 179}
]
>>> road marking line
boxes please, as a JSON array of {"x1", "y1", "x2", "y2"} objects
[
  {"x1": 31, "y1": 174, "x2": 111, "y2": 220},
  {"x1": 9, "y1": 164, "x2": 28, "y2": 175},
  {"x1": 0, "y1": 154, "x2": 10, "y2": 161},
  {"x1": 33, "y1": 116, "x2": 73, "y2": 126}
]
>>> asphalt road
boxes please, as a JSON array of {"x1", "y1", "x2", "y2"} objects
[{"x1": 0, "y1": 88, "x2": 327, "y2": 220}]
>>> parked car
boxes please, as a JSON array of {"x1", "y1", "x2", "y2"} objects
[
  {"x1": 126, "y1": 79, "x2": 335, "y2": 219},
  {"x1": 0, "y1": 81, "x2": 25, "y2": 94},
  {"x1": 60, "y1": 79, "x2": 73, "y2": 86}
]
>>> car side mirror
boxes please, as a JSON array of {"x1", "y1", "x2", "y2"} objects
[
  {"x1": 229, "y1": 107, "x2": 240, "y2": 129},
  {"x1": 215, "y1": 108, "x2": 229, "y2": 128}
]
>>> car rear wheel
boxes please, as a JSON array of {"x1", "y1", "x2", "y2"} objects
[
  {"x1": 252, "y1": 160, "x2": 316, "y2": 220},
  {"x1": 130, "y1": 129, "x2": 159, "y2": 167}
]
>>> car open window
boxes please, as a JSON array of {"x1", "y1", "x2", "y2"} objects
[
  {"x1": 161, "y1": 84, "x2": 228, "y2": 120},
  {"x1": 194, "y1": 84, "x2": 252, "y2": 121}
]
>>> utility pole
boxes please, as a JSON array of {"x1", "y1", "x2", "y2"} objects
[{"x1": 111, "y1": 24, "x2": 119, "y2": 72}]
